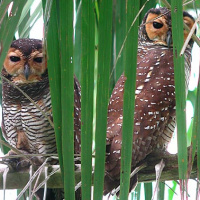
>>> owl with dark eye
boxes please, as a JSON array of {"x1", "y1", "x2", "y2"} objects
[
  {"x1": 104, "y1": 7, "x2": 195, "y2": 194},
  {"x1": 1, "y1": 38, "x2": 81, "y2": 199}
]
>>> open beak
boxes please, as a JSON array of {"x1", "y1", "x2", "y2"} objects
[
  {"x1": 166, "y1": 30, "x2": 172, "y2": 48},
  {"x1": 24, "y1": 63, "x2": 30, "y2": 80}
]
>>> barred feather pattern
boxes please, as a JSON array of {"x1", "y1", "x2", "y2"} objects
[
  {"x1": 1, "y1": 69, "x2": 81, "y2": 164},
  {"x1": 2, "y1": 70, "x2": 55, "y2": 163},
  {"x1": 1, "y1": 38, "x2": 82, "y2": 200}
]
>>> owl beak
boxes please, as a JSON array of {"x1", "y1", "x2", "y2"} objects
[
  {"x1": 24, "y1": 63, "x2": 30, "y2": 80},
  {"x1": 166, "y1": 31, "x2": 172, "y2": 48}
]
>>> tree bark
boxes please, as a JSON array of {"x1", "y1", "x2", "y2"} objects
[{"x1": 0, "y1": 150, "x2": 197, "y2": 189}]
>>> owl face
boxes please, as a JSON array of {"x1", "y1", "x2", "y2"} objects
[
  {"x1": 140, "y1": 7, "x2": 195, "y2": 47},
  {"x1": 3, "y1": 39, "x2": 46, "y2": 84}
]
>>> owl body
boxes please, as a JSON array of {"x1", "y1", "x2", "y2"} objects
[
  {"x1": 104, "y1": 7, "x2": 194, "y2": 193},
  {"x1": 1, "y1": 39, "x2": 81, "y2": 166},
  {"x1": 2, "y1": 69, "x2": 55, "y2": 159}
]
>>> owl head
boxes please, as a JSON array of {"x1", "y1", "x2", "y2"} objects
[
  {"x1": 3, "y1": 38, "x2": 46, "y2": 84},
  {"x1": 139, "y1": 7, "x2": 195, "y2": 47}
]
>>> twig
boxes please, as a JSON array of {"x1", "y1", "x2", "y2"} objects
[
  {"x1": 183, "y1": 23, "x2": 200, "y2": 47},
  {"x1": 43, "y1": 166, "x2": 48, "y2": 200},
  {"x1": 32, "y1": 167, "x2": 60, "y2": 194},
  {"x1": 3, "y1": 167, "x2": 9, "y2": 200},
  {"x1": 31, "y1": 164, "x2": 45, "y2": 199},
  {"x1": 75, "y1": 181, "x2": 81, "y2": 191},
  {"x1": 29, "y1": 165, "x2": 33, "y2": 200},
  {"x1": 165, "y1": 182, "x2": 178, "y2": 196},
  {"x1": 151, "y1": 159, "x2": 165, "y2": 200},
  {"x1": 16, "y1": 158, "x2": 50, "y2": 200},
  {"x1": 183, "y1": 0, "x2": 196, "y2": 7},
  {"x1": 1, "y1": 153, "x2": 58, "y2": 159}
]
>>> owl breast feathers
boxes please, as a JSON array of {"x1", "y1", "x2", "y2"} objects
[
  {"x1": 1, "y1": 38, "x2": 81, "y2": 166},
  {"x1": 104, "y1": 7, "x2": 195, "y2": 194}
]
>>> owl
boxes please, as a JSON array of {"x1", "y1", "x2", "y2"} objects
[
  {"x1": 1, "y1": 38, "x2": 81, "y2": 199},
  {"x1": 104, "y1": 7, "x2": 195, "y2": 194}
]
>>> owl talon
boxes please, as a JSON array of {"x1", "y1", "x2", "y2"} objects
[
  {"x1": 2, "y1": 150, "x2": 28, "y2": 171},
  {"x1": 16, "y1": 158, "x2": 31, "y2": 169},
  {"x1": 1, "y1": 160, "x2": 17, "y2": 172}
]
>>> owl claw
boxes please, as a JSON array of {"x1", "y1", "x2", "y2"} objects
[
  {"x1": 2, "y1": 158, "x2": 27, "y2": 172},
  {"x1": 2, "y1": 150, "x2": 39, "y2": 171},
  {"x1": 16, "y1": 158, "x2": 31, "y2": 170},
  {"x1": 1, "y1": 159, "x2": 17, "y2": 172}
]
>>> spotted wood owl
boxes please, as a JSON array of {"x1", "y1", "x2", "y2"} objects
[
  {"x1": 104, "y1": 7, "x2": 195, "y2": 194},
  {"x1": 1, "y1": 38, "x2": 81, "y2": 199}
]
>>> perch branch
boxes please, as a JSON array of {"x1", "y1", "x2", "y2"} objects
[{"x1": 0, "y1": 151, "x2": 197, "y2": 189}]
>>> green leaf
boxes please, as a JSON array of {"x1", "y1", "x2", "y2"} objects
[
  {"x1": 19, "y1": 2, "x2": 42, "y2": 38},
  {"x1": 114, "y1": 1, "x2": 126, "y2": 82},
  {"x1": 74, "y1": 0, "x2": 81, "y2": 81},
  {"x1": 81, "y1": 0, "x2": 95, "y2": 199},
  {"x1": 144, "y1": 183, "x2": 152, "y2": 200},
  {"x1": 17, "y1": 0, "x2": 35, "y2": 25},
  {"x1": 171, "y1": 0, "x2": 188, "y2": 181},
  {"x1": 168, "y1": 181, "x2": 177, "y2": 200},
  {"x1": 59, "y1": 0, "x2": 75, "y2": 199},
  {"x1": 93, "y1": 0, "x2": 113, "y2": 199},
  {"x1": 119, "y1": 1, "x2": 139, "y2": 199},
  {"x1": 0, "y1": 0, "x2": 12, "y2": 21},
  {"x1": 18, "y1": 6, "x2": 30, "y2": 37},
  {"x1": 158, "y1": 182, "x2": 165, "y2": 200},
  {"x1": 134, "y1": 183, "x2": 141, "y2": 200},
  {"x1": 0, "y1": 0, "x2": 27, "y2": 69},
  {"x1": 21, "y1": 10, "x2": 42, "y2": 38},
  {"x1": 43, "y1": 0, "x2": 63, "y2": 174}
]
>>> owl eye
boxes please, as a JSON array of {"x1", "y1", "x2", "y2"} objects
[
  {"x1": 10, "y1": 56, "x2": 20, "y2": 62},
  {"x1": 153, "y1": 22, "x2": 163, "y2": 29},
  {"x1": 34, "y1": 57, "x2": 43, "y2": 63}
]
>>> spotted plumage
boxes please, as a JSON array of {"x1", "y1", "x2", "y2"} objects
[
  {"x1": 104, "y1": 7, "x2": 195, "y2": 194},
  {"x1": 1, "y1": 38, "x2": 81, "y2": 199}
]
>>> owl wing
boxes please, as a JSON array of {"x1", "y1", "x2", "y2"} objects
[{"x1": 105, "y1": 46, "x2": 176, "y2": 194}]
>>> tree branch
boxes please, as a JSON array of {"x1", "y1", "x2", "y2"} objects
[{"x1": 0, "y1": 151, "x2": 197, "y2": 189}]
